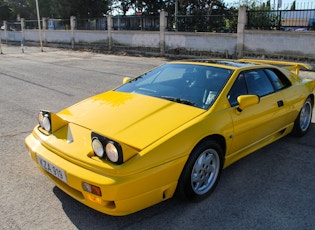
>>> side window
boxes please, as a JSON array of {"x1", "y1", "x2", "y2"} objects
[
  {"x1": 244, "y1": 69, "x2": 275, "y2": 97},
  {"x1": 264, "y1": 69, "x2": 291, "y2": 90},
  {"x1": 228, "y1": 74, "x2": 247, "y2": 107},
  {"x1": 228, "y1": 69, "x2": 277, "y2": 107}
]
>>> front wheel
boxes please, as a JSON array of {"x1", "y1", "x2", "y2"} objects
[
  {"x1": 292, "y1": 97, "x2": 313, "y2": 136},
  {"x1": 176, "y1": 140, "x2": 224, "y2": 201}
]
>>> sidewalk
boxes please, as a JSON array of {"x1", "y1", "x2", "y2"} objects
[{"x1": 0, "y1": 43, "x2": 61, "y2": 55}]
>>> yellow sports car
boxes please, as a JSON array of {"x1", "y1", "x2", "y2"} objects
[{"x1": 25, "y1": 59, "x2": 314, "y2": 216}]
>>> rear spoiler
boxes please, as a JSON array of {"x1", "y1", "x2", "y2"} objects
[{"x1": 238, "y1": 59, "x2": 312, "y2": 75}]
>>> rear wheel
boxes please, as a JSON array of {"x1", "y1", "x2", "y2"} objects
[
  {"x1": 292, "y1": 97, "x2": 313, "y2": 136},
  {"x1": 176, "y1": 140, "x2": 223, "y2": 201}
]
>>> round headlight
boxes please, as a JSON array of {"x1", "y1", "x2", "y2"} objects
[
  {"x1": 106, "y1": 142, "x2": 119, "y2": 163},
  {"x1": 92, "y1": 138, "x2": 104, "y2": 158},
  {"x1": 39, "y1": 113, "x2": 51, "y2": 132}
]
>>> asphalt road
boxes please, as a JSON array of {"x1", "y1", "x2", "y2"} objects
[{"x1": 1, "y1": 45, "x2": 314, "y2": 230}]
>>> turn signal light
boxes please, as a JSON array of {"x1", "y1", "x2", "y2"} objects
[{"x1": 82, "y1": 182, "x2": 102, "y2": 196}]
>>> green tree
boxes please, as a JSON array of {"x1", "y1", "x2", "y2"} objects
[
  {"x1": 1, "y1": 0, "x2": 112, "y2": 19},
  {"x1": 49, "y1": 0, "x2": 112, "y2": 18},
  {"x1": 2, "y1": 0, "x2": 55, "y2": 19},
  {"x1": 246, "y1": 0, "x2": 282, "y2": 30},
  {"x1": 116, "y1": 0, "x2": 171, "y2": 15},
  {"x1": 0, "y1": 1, "x2": 11, "y2": 20},
  {"x1": 168, "y1": 0, "x2": 232, "y2": 32},
  {"x1": 142, "y1": 0, "x2": 165, "y2": 15},
  {"x1": 113, "y1": 0, "x2": 133, "y2": 15}
]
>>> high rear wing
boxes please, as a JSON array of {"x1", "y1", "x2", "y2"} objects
[{"x1": 238, "y1": 59, "x2": 312, "y2": 75}]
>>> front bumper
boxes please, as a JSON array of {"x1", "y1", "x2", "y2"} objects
[{"x1": 25, "y1": 133, "x2": 186, "y2": 216}]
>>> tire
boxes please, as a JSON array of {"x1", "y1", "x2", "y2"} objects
[
  {"x1": 176, "y1": 140, "x2": 224, "y2": 201},
  {"x1": 292, "y1": 97, "x2": 313, "y2": 137}
]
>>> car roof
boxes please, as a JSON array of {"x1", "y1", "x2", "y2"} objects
[
  {"x1": 171, "y1": 59, "x2": 260, "y2": 70},
  {"x1": 171, "y1": 59, "x2": 312, "y2": 75}
]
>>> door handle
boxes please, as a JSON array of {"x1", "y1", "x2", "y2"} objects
[{"x1": 277, "y1": 100, "x2": 284, "y2": 107}]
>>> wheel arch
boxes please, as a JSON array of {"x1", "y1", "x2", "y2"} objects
[
  {"x1": 175, "y1": 133, "x2": 226, "y2": 200},
  {"x1": 193, "y1": 134, "x2": 226, "y2": 157}
]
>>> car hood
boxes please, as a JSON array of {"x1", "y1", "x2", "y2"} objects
[{"x1": 58, "y1": 91, "x2": 205, "y2": 150}]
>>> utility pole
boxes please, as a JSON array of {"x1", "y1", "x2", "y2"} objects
[{"x1": 35, "y1": 0, "x2": 43, "y2": 52}]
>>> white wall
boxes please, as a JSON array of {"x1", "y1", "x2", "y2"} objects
[
  {"x1": 244, "y1": 30, "x2": 315, "y2": 57},
  {"x1": 1, "y1": 27, "x2": 314, "y2": 63},
  {"x1": 112, "y1": 31, "x2": 160, "y2": 48},
  {"x1": 165, "y1": 32, "x2": 237, "y2": 55}
]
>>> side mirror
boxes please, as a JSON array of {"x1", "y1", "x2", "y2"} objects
[
  {"x1": 236, "y1": 95, "x2": 259, "y2": 113},
  {"x1": 122, "y1": 77, "x2": 131, "y2": 84}
]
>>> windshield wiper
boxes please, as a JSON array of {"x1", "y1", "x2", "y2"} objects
[{"x1": 161, "y1": 96, "x2": 196, "y2": 106}]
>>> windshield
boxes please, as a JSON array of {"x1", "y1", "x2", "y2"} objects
[{"x1": 116, "y1": 63, "x2": 233, "y2": 109}]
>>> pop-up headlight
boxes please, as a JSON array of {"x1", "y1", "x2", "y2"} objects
[
  {"x1": 38, "y1": 110, "x2": 68, "y2": 135},
  {"x1": 91, "y1": 132, "x2": 123, "y2": 164},
  {"x1": 38, "y1": 111, "x2": 51, "y2": 133}
]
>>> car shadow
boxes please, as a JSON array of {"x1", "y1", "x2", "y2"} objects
[
  {"x1": 53, "y1": 123, "x2": 315, "y2": 229},
  {"x1": 53, "y1": 186, "x2": 189, "y2": 229}
]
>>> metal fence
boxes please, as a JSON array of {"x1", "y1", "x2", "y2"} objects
[
  {"x1": 2, "y1": 8, "x2": 315, "y2": 32},
  {"x1": 23, "y1": 19, "x2": 71, "y2": 30},
  {"x1": 167, "y1": 12, "x2": 238, "y2": 33},
  {"x1": 3, "y1": 21, "x2": 22, "y2": 31},
  {"x1": 24, "y1": 20, "x2": 39, "y2": 29},
  {"x1": 112, "y1": 15, "x2": 159, "y2": 31},
  {"x1": 76, "y1": 18, "x2": 107, "y2": 30},
  {"x1": 246, "y1": 9, "x2": 315, "y2": 31},
  {"x1": 45, "y1": 19, "x2": 71, "y2": 30}
]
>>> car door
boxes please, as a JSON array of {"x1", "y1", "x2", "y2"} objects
[{"x1": 227, "y1": 68, "x2": 290, "y2": 155}]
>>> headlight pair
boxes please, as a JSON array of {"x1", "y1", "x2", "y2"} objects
[
  {"x1": 37, "y1": 111, "x2": 123, "y2": 164},
  {"x1": 91, "y1": 132, "x2": 123, "y2": 165}
]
